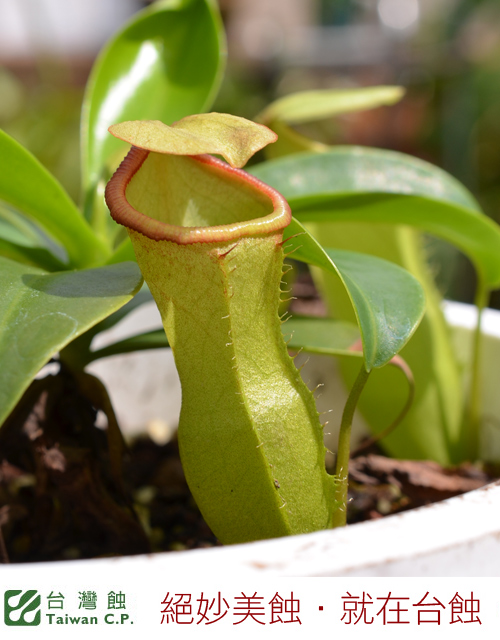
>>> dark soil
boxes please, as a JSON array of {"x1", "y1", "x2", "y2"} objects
[
  {"x1": 347, "y1": 451, "x2": 492, "y2": 523},
  {"x1": 0, "y1": 361, "x2": 495, "y2": 564},
  {"x1": 0, "y1": 367, "x2": 217, "y2": 563}
]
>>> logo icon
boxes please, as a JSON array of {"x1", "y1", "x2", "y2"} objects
[{"x1": 4, "y1": 590, "x2": 41, "y2": 626}]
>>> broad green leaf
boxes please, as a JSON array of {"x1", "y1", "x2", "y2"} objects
[
  {"x1": 81, "y1": 0, "x2": 226, "y2": 225},
  {"x1": 0, "y1": 258, "x2": 143, "y2": 426},
  {"x1": 110, "y1": 114, "x2": 277, "y2": 168},
  {"x1": 285, "y1": 317, "x2": 361, "y2": 357},
  {"x1": 251, "y1": 147, "x2": 500, "y2": 288},
  {"x1": 257, "y1": 86, "x2": 405, "y2": 126},
  {"x1": 284, "y1": 219, "x2": 425, "y2": 370},
  {"x1": 0, "y1": 130, "x2": 108, "y2": 269}
]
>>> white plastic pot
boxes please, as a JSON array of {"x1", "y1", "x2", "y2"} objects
[{"x1": 4, "y1": 302, "x2": 500, "y2": 577}]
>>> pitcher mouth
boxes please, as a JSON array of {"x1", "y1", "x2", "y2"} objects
[{"x1": 105, "y1": 146, "x2": 291, "y2": 245}]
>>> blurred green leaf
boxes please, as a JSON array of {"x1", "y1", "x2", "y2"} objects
[
  {"x1": 86, "y1": 328, "x2": 169, "y2": 364},
  {"x1": 0, "y1": 258, "x2": 143, "y2": 426},
  {"x1": 85, "y1": 315, "x2": 360, "y2": 365},
  {"x1": 0, "y1": 206, "x2": 45, "y2": 247},
  {"x1": 251, "y1": 147, "x2": 500, "y2": 288},
  {"x1": 262, "y1": 120, "x2": 329, "y2": 160},
  {"x1": 81, "y1": 0, "x2": 226, "y2": 234},
  {"x1": 284, "y1": 219, "x2": 425, "y2": 370},
  {"x1": 67, "y1": 287, "x2": 155, "y2": 363},
  {"x1": 0, "y1": 238, "x2": 66, "y2": 271},
  {"x1": 0, "y1": 130, "x2": 107, "y2": 269},
  {"x1": 258, "y1": 86, "x2": 404, "y2": 126},
  {"x1": 285, "y1": 317, "x2": 361, "y2": 357},
  {"x1": 107, "y1": 237, "x2": 136, "y2": 264},
  {"x1": 90, "y1": 287, "x2": 153, "y2": 335}
]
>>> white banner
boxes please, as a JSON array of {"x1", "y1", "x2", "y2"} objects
[{"x1": 1, "y1": 575, "x2": 498, "y2": 639}]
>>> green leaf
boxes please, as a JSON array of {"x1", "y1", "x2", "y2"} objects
[
  {"x1": 85, "y1": 306, "x2": 361, "y2": 365},
  {"x1": 251, "y1": 147, "x2": 500, "y2": 288},
  {"x1": 0, "y1": 206, "x2": 71, "y2": 265},
  {"x1": 107, "y1": 237, "x2": 136, "y2": 265},
  {"x1": 90, "y1": 287, "x2": 153, "y2": 335},
  {"x1": 252, "y1": 148, "x2": 473, "y2": 464},
  {"x1": 262, "y1": 120, "x2": 329, "y2": 160},
  {"x1": 81, "y1": 0, "x2": 226, "y2": 228},
  {"x1": 87, "y1": 328, "x2": 169, "y2": 364},
  {"x1": 284, "y1": 219, "x2": 425, "y2": 370},
  {"x1": 0, "y1": 258, "x2": 143, "y2": 426},
  {"x1": 0, "y1": 206, "x2": 46, "y2": 247},
  {"x1": 285, "y1": 317, "x2": 361, "y2": 357},
  {"x1": 257, "y1": 86, "x2": 405, "y2": 126},
  {"x1": 0, "y1": 130, "x2": 108, "y2": 269},
  {"x1": 68, "y1": 287, "x2": 155, "y2": 364},
  {"x1": 0, "y1": 238, "x2": 67, "y2": 271}
]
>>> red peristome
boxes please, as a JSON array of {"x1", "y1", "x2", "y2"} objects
[{"x1": 105, "y1": 146, "x2": 291, "y2": 245}]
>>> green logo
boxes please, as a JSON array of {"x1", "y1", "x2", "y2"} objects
[{"x1": 4, "y1": 590, "x2": 41, "y2": 626}]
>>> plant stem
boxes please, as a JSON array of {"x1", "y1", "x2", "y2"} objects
[
  {"x1": 350, "y1": 354, "x2": 415, "y2": 457},
  {"x1": 467, "y1": 277, "x2": 489, "y2": 460},
  {"x1": 332, "y1": 364, "x2": 371, "y2": 528}
]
